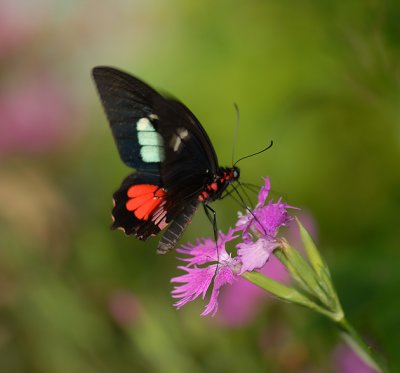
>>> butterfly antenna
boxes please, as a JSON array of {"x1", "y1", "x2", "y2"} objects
[
  {"x1": 231, "y1": 103, "x2": 240, "y2": 166},
  {"x1": 233, "y1": 140, "x2": 273, "y2": 167}
]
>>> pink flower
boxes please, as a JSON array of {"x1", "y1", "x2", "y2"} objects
[
  {"x1": 218, "y1": 255, "x2": 288, "y2": 327},
  {"x1": 218, "y1": 213, "x2": 317, "y2": 327},
  {"x1": 237, "y1": 238, "x2": 279, "y2": 273},
  {"x1": 236, "y1": 177, "x2": 296, "y2": 272},
  {"x1": 171, "y1": 177, "x2": 296, "y2": 317},
  {"x1": 171, "y1": 229, "x2": 240, "y2": 316},
  {"x1": 236, "y1": 177, "x2": 294, "y2": 242}
]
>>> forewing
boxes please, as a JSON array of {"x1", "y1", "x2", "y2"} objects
[
  {"x1": 92, "y1": 67, "x2": 164, "y2": 170},
  {"x1": 157, "y1": 99, "x2": 219, "y2": 205},
  {"x1": 92, "y1": 67, "x2": 219, "y2": 179}
]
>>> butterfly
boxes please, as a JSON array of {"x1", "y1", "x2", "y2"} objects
[{"x1": 92, "y1": 67, "x2": 240, "y2": 254}]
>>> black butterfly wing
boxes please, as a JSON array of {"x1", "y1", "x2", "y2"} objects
[
  {"x1": 92, "y1": 67, "x2": 219, "y2": 250},
  {"x1": 92, "y1": 66, "x2": 218, "y2": 175},
  {"x1": 92, "y1": 66, "x2": 164, "y2": 171}
]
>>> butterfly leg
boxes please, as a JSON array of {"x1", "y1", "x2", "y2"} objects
[
  {"x1": 203, "y1": 203, "x2": 221, "y2": 274},
  {"x1": 220, "y1": 187, "x2": 236, "y2": 200},
  {"x1": 203, "y1": 203, "x2": 218, "y2": 243}
]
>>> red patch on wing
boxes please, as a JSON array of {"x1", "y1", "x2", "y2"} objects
[{"x1": 126, "y1": 184, "x2": 166, "y2": 221}]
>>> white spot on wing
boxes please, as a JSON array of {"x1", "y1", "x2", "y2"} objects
[
  {"x1": 138, "y1": 131, "x2": 163, "y2": 146},
  {"x1": 137, "y1": 117, "x2": 155, "y2": 131},
  {"x1": 178, "y1": 128, "x2": 189, "y2": 139},
  {"x1": 140, "y1": 146, "x2": 165, "y2": 162},
  {"x1": 170, "y1": 134, "x2": 181, "y2": 152},
  {"x1": 149, "y1": 113, "x2": 159, "y2": 120},
  {"x1": 169, "y1": 127, "x2": 190, "y2": 153},
  {"x1": 137, "y1": 117, "x2": 164, "y2": 162}
]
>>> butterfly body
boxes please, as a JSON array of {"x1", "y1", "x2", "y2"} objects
[
  {"x1": 197, "y1": 167, "x2": 239, "y2": 203},
  {"x1": 92, "y1": 67, "x2": 239, "y2": 253}
]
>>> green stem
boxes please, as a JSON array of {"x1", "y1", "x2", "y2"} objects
[
  {"x1": 337, "y1": 317, "x2": 387, "y2": 373},
  {"x1": 242, "y1": 272, "x2": 387, "y2": 372}
]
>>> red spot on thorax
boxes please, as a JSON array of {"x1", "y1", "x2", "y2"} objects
[
  {"x1": 126, "y1": 184, "x2": 166, "y2": 220},
  {"x1": 210, "y1": 182, "x2": 218, "y2": 191},
  {"x1": 198, "y1": 190, "x2": 210, "y2": 201}
]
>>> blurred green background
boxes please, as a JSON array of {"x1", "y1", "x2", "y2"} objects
[{"x1": 1, "y1": 1, "x2": 399, "y2": 372}]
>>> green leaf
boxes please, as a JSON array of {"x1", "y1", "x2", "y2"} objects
[
  {"x1": 242, "y1": 271, "x2": 339, "y2": 320},
  {"x1": 242, "y1": 271, "x2": 311, "y2": 305},
  {"x1": 296, "y1": 218, "x2": 343, "y2": 312},
  {"x1": 297, "y1": 217, "x2": 329, "y2": 277},
  {"x1": 279, "y1": 243, "x2": 330, "y2": 306},
  {"x1": 273, "y1": 249, "x2": 311, "y2": 293}
]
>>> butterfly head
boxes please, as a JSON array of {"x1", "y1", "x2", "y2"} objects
[
  {"x1": 217, "y1": 166, "x2": 240, "y2": 186},
  {"x1": 232, "y1": 166, "x2": 240, "y2": 182}
]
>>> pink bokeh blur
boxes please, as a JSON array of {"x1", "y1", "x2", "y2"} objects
[
  {"x1": 0, "y1": 0, "x2": 82, "y2": 157},
  {"x1": 333, "y1": 343, "x2": 378, "y2": 373},
  {"x1": 0, "y1": 1, "x2": 45, "y2": 58},
  {"x1": 108, "y1": 289, "x2": 141, "y2": 327},
  {"x1": 0, "y1": 76, "x2": 77, "y2": 156}
]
